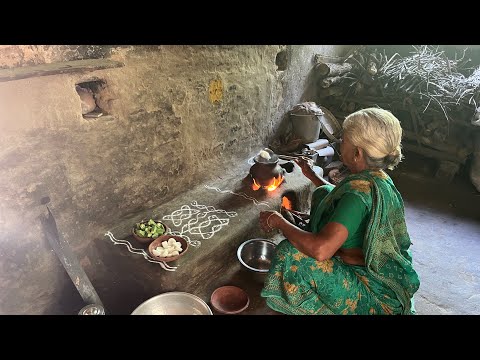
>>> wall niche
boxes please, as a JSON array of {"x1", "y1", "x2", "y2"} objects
[{"x1": 75, "y1": 79, "x2": 108, "y2": 119}]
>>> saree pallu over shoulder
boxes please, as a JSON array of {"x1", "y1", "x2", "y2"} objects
[{"x1": 310, "y1": 170, "x2": 420, "y2": 314}]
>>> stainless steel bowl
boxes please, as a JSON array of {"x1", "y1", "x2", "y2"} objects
[
  {"x1": 237, "y1": 239, "x2": 276, "y2": 283},
  {"x1": 131, "y1": 292, "x2": 213, "y2": 315},
  {"x1": 78, "y1": 304, "x2": 105, "y2": 315}
]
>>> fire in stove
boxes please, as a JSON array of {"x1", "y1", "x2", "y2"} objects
[
  {"x1": 282, "y1": 194, "x2": 293, "y2": 210},
  {"x1": 252, "y1": 174, "x2": 284, "y2": 192},
  {"x1": 249, "y1": 161, "x2": 287, "y2": 192},
  {"x1": 248, "y1": 148, "x2": 295, "y2": 192}
]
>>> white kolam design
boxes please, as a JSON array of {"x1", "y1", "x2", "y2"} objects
[
  {"x1": 204, "y1": 185, "x2": 271, "y2": 208},
  {"x1": 104, "y1": 231, "x2": 178, "y2": 271},
  {"x1": 162, "y1": 200, "x2": 238, "y2": 245}
]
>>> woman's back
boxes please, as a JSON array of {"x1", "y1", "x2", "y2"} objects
[{"x1": 308, "y1": 169, "x2": 420, "y2": 313}]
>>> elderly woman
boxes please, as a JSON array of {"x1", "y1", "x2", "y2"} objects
[{"x1": 259, "y1": 107, "x2": 420, "y2": 315}]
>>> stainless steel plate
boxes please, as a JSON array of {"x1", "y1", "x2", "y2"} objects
[
  {"x1": 131, "y1": 292, "x2": 213, "y2": 315},
  {"x1": 318, "y1": 106, "x2": 342, "y2": 143}
]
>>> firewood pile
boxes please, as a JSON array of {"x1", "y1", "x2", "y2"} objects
[{"x1": 313, "y1": 45, "x2": 480, "y2": 185}]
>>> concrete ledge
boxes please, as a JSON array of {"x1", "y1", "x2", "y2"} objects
[{"x1": 93, "y1": 158, "x2": 315, "y2": 314}]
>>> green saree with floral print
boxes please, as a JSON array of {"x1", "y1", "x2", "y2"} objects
[{"x1": 260, "y1": 169, "x2": 420, "y2": 315}]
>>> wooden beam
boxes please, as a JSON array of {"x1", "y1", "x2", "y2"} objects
[{"x1": 0, "y1": 59, "x2": 124, "y2": 82}]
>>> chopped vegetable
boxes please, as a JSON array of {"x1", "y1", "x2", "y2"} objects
[{"x1": 134, "y1": 219, "x2": 166, "y2": 239}]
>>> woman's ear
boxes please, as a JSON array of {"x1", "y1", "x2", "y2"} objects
[{"x1": 355, "y1": 147, "x2": 364, "y2": 162}]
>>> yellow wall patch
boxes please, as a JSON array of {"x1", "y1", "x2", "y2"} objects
[{"x1": 209, "y1": 79, "x2": 223, "y2": 104}]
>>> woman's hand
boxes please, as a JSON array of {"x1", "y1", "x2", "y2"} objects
[
  {"x1": 294, "y1": 156, "x2": 334, "y2": 187},
  {"x1": 259, "y1": 211, "x2": 283, "y2": 232},
  {"x1": 286, "y1": 208, "x2": 310, "y2": 220},
  {"x1": 294, "y1": 157, "x2": 316, "y2": 180}
]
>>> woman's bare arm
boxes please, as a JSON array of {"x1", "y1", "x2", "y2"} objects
[{"x1": 260, "y1": 211, "x2": 348, "y2": 261}]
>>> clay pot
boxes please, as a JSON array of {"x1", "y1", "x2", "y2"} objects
[{"x1": 249, "y1": 162, "x2": 284, "y2": 187}]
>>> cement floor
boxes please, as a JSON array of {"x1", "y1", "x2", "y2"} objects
[
  {"x1": 392, "y1": 157, "x2": 480, "y2": 315},
  {"x1": 57, "y1": 154, "x2": 480, "y2": 315}
]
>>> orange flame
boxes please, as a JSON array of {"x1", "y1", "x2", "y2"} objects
[
  {"x1": 282, "y1": 196, "x2": 293, "y2": 210},
  {"x1": 252, "y1": 175, "x2": 284, "y2": 191},
  {"x1": 252, "y1": 178, "x2": 261, "y2": 191},
  {"x1": 267, "y1": 175, "x2": 285, "y2": 192}
]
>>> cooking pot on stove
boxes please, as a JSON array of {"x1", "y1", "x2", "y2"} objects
[
  {"x1": 250, "y1": 149, "x2": 285, "y2": 187},
  {"x1": 250, "y1": 162, "x2": 284, "y2": 187}
]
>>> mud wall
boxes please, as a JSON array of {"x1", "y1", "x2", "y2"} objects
[{"x1": 0, "y1": 45, "x2": 351, "y2": 314}]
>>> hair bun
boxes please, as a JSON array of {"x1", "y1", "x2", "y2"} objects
[{"x1": 385, "y1": 146, "x2": 403, "y2": 170}]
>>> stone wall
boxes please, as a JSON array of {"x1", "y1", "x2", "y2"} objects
[{"x1": 0, "y1": 45, "x2": 351, "y2": 314}]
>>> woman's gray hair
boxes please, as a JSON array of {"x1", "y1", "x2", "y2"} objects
[{"x1": 343, "y1": 107, "x2": 403, "y2": 170}]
